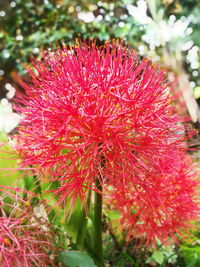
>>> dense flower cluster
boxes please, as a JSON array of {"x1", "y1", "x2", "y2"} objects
[
  {"x1": 16, "y1": 41, "x2": 199, "y2": 245},
  {"x1": 105, "y1": 153, "x2": 198, "y2": 246},
  {"x1": 0, "y1": 187, "x2": 54, "y2": 266}
]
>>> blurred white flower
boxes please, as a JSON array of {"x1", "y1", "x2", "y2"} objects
[
  {"x1": 186, "y1": 46, "x2": 199, "y2": 69},
  {"x1": 128, "y1": 0, "x2": 193, "y2": 50},
  {"x1": 5, "y1": 83, "x2": 16, "y2": 99},
  {"x1": 78, "y1": 11, "x2": 95, "y2": 23},
  {"x1": 142, "y1": 15, "x2": 193, "y2": 49},
  {"x1": 0, "y1": 98, "x2": 22, "y2": 133},
  {"x1": 127, "y1": 0, "x2": 151, "y2": 25}
]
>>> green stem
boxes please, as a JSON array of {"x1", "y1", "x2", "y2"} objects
[
  {"x1": 76, "y1": 192, "x2": 91, "y2": 251},
  {"x1": 94, "y1": 178, "x2": 104, "y2": 267}
]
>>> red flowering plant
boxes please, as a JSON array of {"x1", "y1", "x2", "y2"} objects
[
  {"x1": 14, "y1": 41, "x2": 199, "y2": 266},
  {"x1": 0, "y1": 186, "x2": 56, "y2": 267}
]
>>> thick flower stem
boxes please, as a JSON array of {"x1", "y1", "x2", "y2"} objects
[
  {"x1": 94, "y1": 178, "x2": 104, "y2": 267},
  {"x1": 76, "y1": 192, "x2": 91, "y2": 251}
]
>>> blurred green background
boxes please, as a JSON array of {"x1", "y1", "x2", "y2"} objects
[{"x1": 0, "y1": 1, "x2": 200, "y2": 266}]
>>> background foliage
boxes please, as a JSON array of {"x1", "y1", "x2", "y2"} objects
[{"x1": 1, "y1": 0, "x2": 200, "y2": 123}]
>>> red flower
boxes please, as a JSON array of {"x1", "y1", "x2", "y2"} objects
[
  {"x1": 106, "y1": 152, "x2": 199, "y2": 246},
  {"x1": 0, "y1": 188, "x2": 55, "y2": 266},
  {"x1": 16, "y1": 41, "x2": 199, "y2": 245}
]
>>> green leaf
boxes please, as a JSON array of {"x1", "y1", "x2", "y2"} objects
[
  {"x1": 194, "y1": 86, "x2": 200, "y2": 99},
  {"x1": 0, "y1": 133, "x2": 20, "y2": 187},
  {"x1": 105, "y1": 209, "x2": 122, "y2": 238},
  {"x1": 120, "y1": 253, "x2": 138, "y2": 267},
  {"x1": 152, "y1": 251, "x2": 164, "y2": 265},
  {"x1": 59, "y1": 251, "x2": 97, "y2": 267},
  {"x1": 145, "y1": 256, "x2": 154, "y2": 264},
  {"x1": 179, "y1": 245, "x2": 200, "y2": 266}
]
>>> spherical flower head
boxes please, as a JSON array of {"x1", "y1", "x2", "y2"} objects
[{"x1": 16, "y1": 40, "x2": 200, "y2": 245}]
